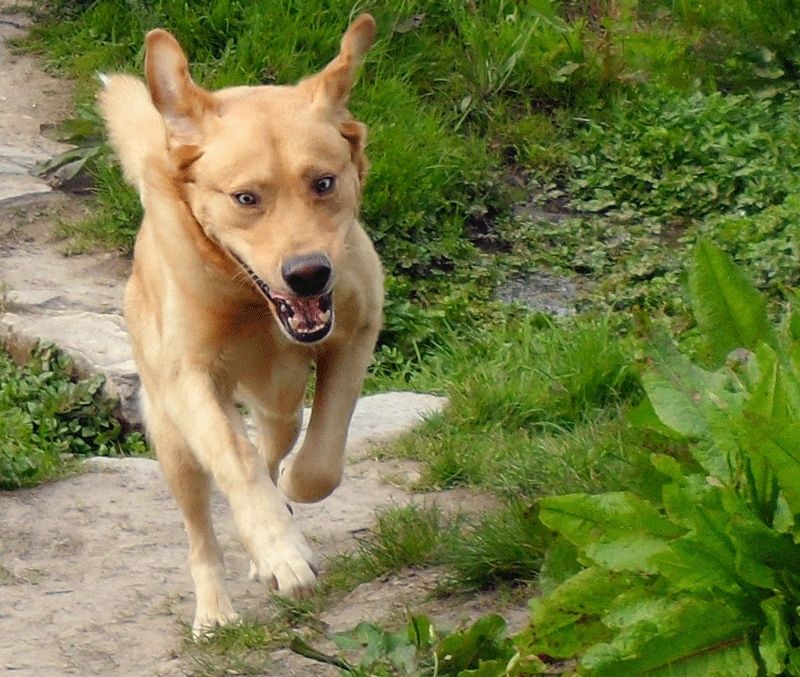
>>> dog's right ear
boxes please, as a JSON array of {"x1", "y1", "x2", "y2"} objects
[{"x1": 145, "y1": 29, "x2": 214, "y2": 148}]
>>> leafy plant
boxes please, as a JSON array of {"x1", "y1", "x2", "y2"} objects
[
  {"x1": 0, "y1": 345, "x2": 148, "y2": 488},
  {"x1": 517, "y1": 242, "x2": 800, "y2": 674},
  {"x1": 316, "y1": 243, "x2": 800, "y2": 675},
  {"x1": 667, "y1": 0, "x2": 800, "y2": 91},
  {"x1": 565, "y1": 87, "x2": 800, "y2": 221},
  {"x1": 292, "y1": 612, "x2": 536, "y2": 676}
]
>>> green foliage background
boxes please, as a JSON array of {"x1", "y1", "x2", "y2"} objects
[{"x1": 8, "y1": 0, "x2": 800, "y2": 673}]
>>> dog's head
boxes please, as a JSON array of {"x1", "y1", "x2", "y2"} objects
[{"x1": 144, "y1": 15, "x2": 376, "y2": 344}]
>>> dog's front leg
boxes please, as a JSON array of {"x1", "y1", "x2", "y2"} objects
[
  {"x1": 280, "y1": 327, "x2": 379, "y2": 503},
  {"x1": 162, "y1": 366, "x2": 317, "y2": 603}
]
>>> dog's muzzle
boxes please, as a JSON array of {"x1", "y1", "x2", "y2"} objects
[{"x1": 229, "y1": 250, "x2": 334, "y2": 343}]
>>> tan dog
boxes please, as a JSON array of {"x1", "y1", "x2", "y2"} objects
[{"x1": 98, "y1": 15, "x2": 383, "y2": 635}]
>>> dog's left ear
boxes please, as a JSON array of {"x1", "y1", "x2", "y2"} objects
[
  {"x1": 302, "y1": 14, "x2": 375, "y2": 185},
  {"x1": 306, "y1": 14, "x2": 376, "y2": 110}
]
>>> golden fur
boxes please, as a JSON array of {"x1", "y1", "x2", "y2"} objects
[{"x1": 99, "y1": 15, "x2": 383, "y2": 635}]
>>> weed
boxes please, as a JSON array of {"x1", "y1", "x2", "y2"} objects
[
  {"x1": 388, "y1": 315, "x2": 641, "y2": 492},
  {"x1": 521, "y1": 243, "x2": 800, "y2": 674},
  {"x1": 0, "y1": 345, "x2": 148, "y2": 488},
  {"x1": 183, "y1": 620, "x2": 276, "y2": 677},
  {"x1": 565, "y1": 87, "x2": 800, "y2": 221}
]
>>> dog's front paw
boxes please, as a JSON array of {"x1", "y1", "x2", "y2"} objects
[
  {"x1": 278, "y1": 458, "x2": 342, "y2": 503},
  {"x1": 250, "y1": 521, "x2": 317, "y2": 598}
]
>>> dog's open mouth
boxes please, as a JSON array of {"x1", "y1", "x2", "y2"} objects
[
  {"x1": 269, "y1": 291, "x2": 333, "y2": 343},
  {"x1": 229, "y1": 251, "x2": 334, "y2": 343}
]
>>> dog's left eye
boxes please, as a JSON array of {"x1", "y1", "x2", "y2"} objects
[
  {"x1": 313, "y1": 176, "x2": 336, "y2": 196},
  {"x1": 232, "y1": 191, "x2": 259, "y2": 207}
]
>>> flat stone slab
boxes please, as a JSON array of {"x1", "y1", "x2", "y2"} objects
[
  {"x1": 0, "y1": 236, "x2": 139, "y2": 420},
  {"x1": 0, "y1": 7, "x2": 71, "y2": 206},
  {"x1": 0, "y1": 393, "x2": 447, "y2": 676}
]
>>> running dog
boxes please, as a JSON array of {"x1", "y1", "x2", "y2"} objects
[{"x1": 99, "y1": 14, "x2": 383, "y2": 635}]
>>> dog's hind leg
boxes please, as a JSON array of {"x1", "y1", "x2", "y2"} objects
[
  {"x1": 157, "y1": 366, "x2": 317, "y2": 597},
  {"x1": 145, "y1": 399, "x2": 238, "y2": 637}
]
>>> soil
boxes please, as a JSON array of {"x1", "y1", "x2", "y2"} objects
[{"x1": 0, "y1": 5, "x2": 529, "y2": 675}]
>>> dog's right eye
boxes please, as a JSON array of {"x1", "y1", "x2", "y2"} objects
[{"x1": 232, "y1": 191, "x2": 259, "y2": 207}]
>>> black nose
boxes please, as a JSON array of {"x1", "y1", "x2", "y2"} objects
[{"x1": 281, "y1": 253, "x2": 332, "y2": 297}]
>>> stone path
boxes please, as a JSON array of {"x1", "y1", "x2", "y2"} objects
[
  {"x1": 0, "y1": 8, "x2": 70, "y2": 207},
  {"x1": 0, "y1": 5, "x2": 490, "y2": 675}
]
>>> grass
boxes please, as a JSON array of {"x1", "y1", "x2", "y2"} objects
[
  {"x1": 324, "y1": 504, "x2": 455, "y2": 593},
  {"x1": 27, "y1": 0, "x2": 800, "y2": 376},
  {"x1": 183, "y1": 620, "x2": 282, "y2": 677}
]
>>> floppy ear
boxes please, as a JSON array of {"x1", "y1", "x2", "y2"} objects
[
  {"x1": 307, "y1": 13, "x2": 376, "y2": 110},
  {"x1": 145, "y1": 29, "x2": 215, "y2": 148}
]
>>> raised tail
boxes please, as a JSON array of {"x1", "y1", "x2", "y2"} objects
[{"x1": 97, "y1": 74, "x2": 166, "y2": 193}]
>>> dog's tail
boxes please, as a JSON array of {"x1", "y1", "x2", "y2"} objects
[{"x1": 97, "y1": 74, "x2": 166, "y2": 193}]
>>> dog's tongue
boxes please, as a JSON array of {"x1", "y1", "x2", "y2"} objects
[{"x1": 290, "y1": 296, "x2": 324, "y2": 331}]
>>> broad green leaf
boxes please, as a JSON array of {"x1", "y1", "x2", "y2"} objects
[
  {"x1": 688, "y1": 240, "x2": 775, "y2": 365},
  {"x1": 579, "y1": 596, "x2": 756, "y2": 676},
  {"x1": 648, "y1": 641, "x2": 759, "y2": 676},
  {"x1": 772, "y1": 493, "x2": 796, "y2": 535},
  {"x1": 759, "y1": 595, "x2": 792, "y2": 675},
  {"x1": 435, "y1": 614, "x2": 514, "y2": 673},
  {"x1": 407, "y1": 613, "x2": 435, "y2": 650},
  {"x1": 628, "y1": 397, "x2": 685, "y2": 438},
  {"x1": 650, "y1": 453, "x2": 688, "y2": 483},
  {"x1": 642, "y1": 331, "x2": 744, "y2": 471},
  {"x1": 537, "y1": 536, "x2": 581, "y2": 595},
  {"x1": 655, "y1": 536, "x2": 742, "y2": 594},
  {"x1": 744, "y1": 417, "x2": 800, "y2": 515},
  {"x1": 657, "y1": 485, "x2": 744, "y2": 592},
  {"x1": 720, "y1": 490, "x2": 800, "y2": 585},
  {"x1": 539, "y1": 493, "x2": 685, "y2": 573},
  {"x1": 747, "y1": 344, "x2": 800, "y2": 421},
  {"x1": 658, "y1": 473, "x2": 711, "y2": 518},
  {"x1": 331, "y1": 622, "x2": 410, "y2": 668},
  {"x1": 525, "y1": 567, "x2": 638, "y2": 658},
  {"x1": 642, "y1": 371, "x2": 707, "y2": 438},
  {"x1": 460, "y1": 655, "x2": 534, "y2": 677},
  {"x1": 693, "y1": 406, "x2": 737, "y2": 483}
]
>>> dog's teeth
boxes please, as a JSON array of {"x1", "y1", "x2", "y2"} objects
[{"x1": 320, "y1": 310, "x2": 331, "y2": 324}]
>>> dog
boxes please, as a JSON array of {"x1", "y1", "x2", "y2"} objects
[{"x1": 98, "y1": 14, "x2": 383, "y2": 636}]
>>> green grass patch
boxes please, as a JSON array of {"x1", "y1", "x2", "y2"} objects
[
  {"x1": 0, "y1": 345, "x2": 148, "y2": 488},
  {"x1": 388, "y1": 315, "x2": 641, "y2": 488},
  {"x1": 444, "y1": 503, "x2": 549, "y2": 591},
  {"x1": 26, "y1": 0, "x2": 800, "y2": 375},
  {"x1": 183, "y1": 620, "x2": 279, "y2": 677},
  {"x1": 324, "y1": 504, "x2": 454, "y2": 594}
]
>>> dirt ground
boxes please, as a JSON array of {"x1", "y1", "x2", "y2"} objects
[{"x1": 0, "y1": 5, "x2": 529, "y2": 675}]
